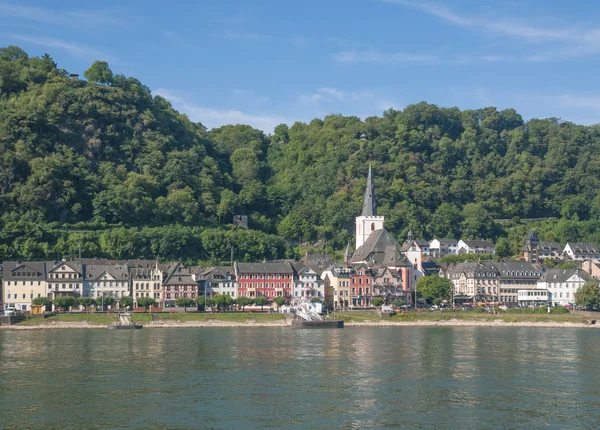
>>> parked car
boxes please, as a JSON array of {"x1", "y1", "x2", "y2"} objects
[{"x1": 4, "y1": 306, "x2": 16, "y2": 316}]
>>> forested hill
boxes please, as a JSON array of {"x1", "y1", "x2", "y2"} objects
[{"x1": 1, "y1": 46, "x2": 599, "y2": 264}]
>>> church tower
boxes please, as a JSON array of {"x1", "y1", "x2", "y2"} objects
[{"x1": 355, "y1": 165, "x2": 385, "y2": 249}]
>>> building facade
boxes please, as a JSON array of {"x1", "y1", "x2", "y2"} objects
[
  {"x1": 235, "y1": 262, "x2": 294, "y2": 300},
  {"x1": 537, "y1": 269, "x2": 590, "y2": 306},
  {"x1": 2, "y1": 261, "x2": 47, "y2": 311}
]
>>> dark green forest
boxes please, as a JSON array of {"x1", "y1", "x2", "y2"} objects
[{"x1": 1, "y1": 47, "x2": 599, "y2": 264}]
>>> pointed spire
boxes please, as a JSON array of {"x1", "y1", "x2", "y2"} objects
[
  {"x1": 344, "y1": 242, "x2": 351, "y2": 262},
  {"x1": 362, "y1": 164, "x2": 377, "y2": 216}
]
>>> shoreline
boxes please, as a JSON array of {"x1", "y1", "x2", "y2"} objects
[{"x1": 2, "y1": 319, "x2": 598, "y2": 330}]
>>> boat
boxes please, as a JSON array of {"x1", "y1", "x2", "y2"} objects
[
  {"x1": 108, "y1": 312, "x2": 143, "y2": 329},
  {"x1": 290, "y1": 299, "x2": 343, "y2": 329}
]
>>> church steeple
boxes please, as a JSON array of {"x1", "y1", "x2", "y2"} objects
[
  {"x1": 344, "y1": 242, "x2": 351, "y2": 262},
  {"x1": 362, "y1": 164, "x2": 376, "y2": 216},
  {"x1": 355, "y1": 164, "x2": 384, "y2": 250}
]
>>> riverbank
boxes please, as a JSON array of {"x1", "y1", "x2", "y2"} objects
[{"x1": 2, "y1": 311, "x2": 598, "y2": 329}]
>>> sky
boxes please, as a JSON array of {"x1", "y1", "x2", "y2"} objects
[{"x1": 2, "y1": 0, "x2": 600, "y2": 133}]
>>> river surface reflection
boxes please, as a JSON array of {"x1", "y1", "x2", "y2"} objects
[{"x1": 1, "y1": 327, "x2": 599, "y2": 429}]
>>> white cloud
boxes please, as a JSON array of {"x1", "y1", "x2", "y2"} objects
[
  {"x1": 5, "y1": 34, "x2": 117, "y2": 63},
  {"x1": 155, "y1": 88, "x2": 291, "y2": 133},
  {"x1": 0, "y1": 2, "x2": 124, "y2": 28},
  {"x1": 383, "y1": 0, "x2": 600, "y2": 61},
  {"x1": 333, "y1": 49, "x2": 438, "y2": 64}
]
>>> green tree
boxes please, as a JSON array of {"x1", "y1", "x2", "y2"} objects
[
  {"x1": 273, "y1": 296, "x2": 286, "y2": 307},
  {"x1": 372, "y1": 297, "x2": 384, "y2": 307},
  {"x1": 495, "y1": 237, "x2": 511, "y2": 258},
  {"x1": 392, "y1": 299, "x2": 405, "y2": 307},
  {"x1": 137, "y1": 297, "x2": 156, "y2": 311},
  {"x1": 77, "y1": 297, "x2": 96, "y2": 309},
  {"x1": 32, "y1": 297, "x2": 51, "y2": 306},
  {"x1": 119, "y1": 296, "x2": 133, "y2": 309},
  {"x1": 416, "y1": 275, "x2": 452, "y2": 302},
  {"x1": 236, "y1": 296, "x2": 254, "y2": 311},
  {"x1": 84, "y1": 60, "x2": 113, "y2": 85},
  {"x1": 254, "y1": 296, "x2": 268, "y2": 311},
  {"x1": 96, "y1": 295, "x2": 115, "y2": 310},
  {"x1": 196, "y1": 296, "x2": 215, "y2": 311},
  {"x1": 575, "y1": 281, "x2": 600, "y2": 309},
  {"x1": 310, "y1": 297, "x2": 321, "y2": 303},
  {"x1": 53, "y1": 296, "x2": 76, "y2": 310},
  {"x1": 175, "y1": 297, "x2": 195, "y2": 311},
  {"x1": 213, "y1": 294, "x2": 233, "y2": 311}
]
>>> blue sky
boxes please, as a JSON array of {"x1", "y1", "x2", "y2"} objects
[{"x1": 2, "y1": 0, "x2": 600, "y2": 132}]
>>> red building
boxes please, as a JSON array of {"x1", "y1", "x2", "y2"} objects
[
  {"x1": 350, "y1": 265, "x2": 375, "y2": 307},
  {"x1": 234, "y1": 262, "x2": 294, "y2": 300}
]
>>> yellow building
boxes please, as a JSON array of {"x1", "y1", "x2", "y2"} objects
[
  {"x1": 321, "y1": 264, "x2": 352, "y2": 310},
  {"x1": 2, "y1": 261, "x2": 48, "y2": 311}
]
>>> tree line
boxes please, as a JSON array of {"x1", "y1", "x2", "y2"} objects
[{"x1": 2, "y1": 46, "x2": 600, "y2": 264}]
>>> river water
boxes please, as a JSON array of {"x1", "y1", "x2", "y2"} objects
[{"x1": 1, "y1": 327, "x2": 599, "y2": 429}]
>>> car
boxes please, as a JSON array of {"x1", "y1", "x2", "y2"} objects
[
  {"x1": 430, "y1": 305, "x2": 439, "y2": 310},
  {"x1": 4, "y1": 306, "x2": 16, "y2": 316}
]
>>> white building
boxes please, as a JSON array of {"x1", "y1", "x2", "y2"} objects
[
  {"x1": 518, "y1": 288, "x2": 549, "y2": 306},
  {"x1": 293, "y1": 265, "x2": 325, "y2": 299},
  {"x1": 537, "y1": 269, "x2": 591, "y2": 306},
  {"x1": 84, "y1": 264, "x2": 131, "y2": 305},
  {"x1": 197, "y1": 266, "x2": 237, "y2": 298},
  {"x1": 457, "y1": 240, "x2": 495, "y2": 255},
  {"x1": 563, "y1": 243, "x2": 600, "y2": 261},
  {"x1": 2, "y1": 261, "x2": 48, "y2": 311},
  {"x1": 355, "y1": 165, "x2": 384, "y2": 249},
  {"x1": 429, "y1": 238, "x2": 459, "y2": 257}
]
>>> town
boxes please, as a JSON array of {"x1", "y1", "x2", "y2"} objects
[{"x1": 2, "y1": 168, "x2": 599, "y2": 314}]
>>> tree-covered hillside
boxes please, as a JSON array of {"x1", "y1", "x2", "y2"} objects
[{"x1": 1, "y1": 46, "x2": 599, "y2": 263}]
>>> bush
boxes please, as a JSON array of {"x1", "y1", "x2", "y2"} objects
[{"x1": 551, "y1": 306, "x2": 569, "y2": 314}]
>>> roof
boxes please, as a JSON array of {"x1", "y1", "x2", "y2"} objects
[
  {"x1": 349, "y1": 229, "x2": 411, "y2": 267},
  {"x1": 47, "y1": 260, "x2": 83, "y2": 274},
  {"x1": 431, "y1": 238, "x2": 459, "y2": 245},
  {"x1": 85, "y1": 264, "x2": 129, "y2": 281},
  {"x1": 362, "y1": 164, "x2": 377, "y2": 217},
  {"x1": 200, "y1": 266, "x2": 235, "y2": 282},
  {"x1": 300, "y1": 252, "x2": 335, "y2": 275},
  {"x1": 2, "y1": 261, "x2": 47, "y2": 281},
  {"x1": 461, "y1": 240, "x2": 495, "y2": 248},
  {"x1": 538, "y1": 242, "x2": 561, "y2": 251},
  {"x1": 539, "y1": 269, "x2": 590, "y2": 283},
  {"x1": 495, "y1": 262, "x2": 543, "y2": 279},
  {"x1": 445, "y1": 260, "x2": 500, "y2": 276},
  {"x1": 235, "y1": 262, "x2": 294, "y2": 274},
  {"x1": 567, "y1": 243, "x2": 599, "y2": 254}
]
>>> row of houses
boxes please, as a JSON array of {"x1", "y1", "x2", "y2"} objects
[
  {"x1": 1, "y1": 259, "x2": 198, "y2": 311},
  {"x1": 429, "y1": 231, "x2": 600, "y2": 262},
  {"x1": 440, "y1": 261, "x2": 593, "y2": 307}
]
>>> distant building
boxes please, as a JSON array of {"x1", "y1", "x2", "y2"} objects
[
  {"x1": 197, "y1": 266, "x2": 236, "y2": 298},
  {"x1": 161, "y1": 262, "x2": 198, "y2": 306},
  {"x1": 443, "y1": 260, "x2": 500, "y2": 303},
  {"x1": 537, "y1": 269, "x2": 590, "y2": 306},
  {"x1": 292, "y1": 264, "x2": 325, "y2": 300},
  {"x1": 130, "y1": 261, "x2": 163, "y2": 307},
  {"x1": 2, "y1": 261, "x2": 48, "y2": 311},
  {"x1": 582, "y1": 260, "x2": 600, "y2": 280},
  {"x1": 233, "y1": 215, "x2": 248, "y2": 229},
  {"x1": 84, "y1": 263, "x2": 130, "y2": 305},
  {"x1": 564, "y1": 243, "x2": 600, "y2": 261},
  {"x1": 355, "y1": 165, "x2": 384, "y2": 249},
  {"x1": 234, "y1": 262, "x2": 294, "y2": 300},
  {"x1": 496, "y1": 262, "x2": 543, "y2": 305},
  {"x1": 46, "y1": 261, "x2": 84, "y2": 300},
  {"x1": 429, "y1": 238, "x2": 459, "y2": 257},
  {"x1": 321, "y1": 263, "x2": 352, "y2": 310},
  {"x1": 523, "y1": 231, "x2": 562, "y2": 262},
  {"x1": 457, "y1": 239, "x2": 495, "y2": 255},
  {"x1": 517, "y1": 288, "x2": 549, "y2": 306}
]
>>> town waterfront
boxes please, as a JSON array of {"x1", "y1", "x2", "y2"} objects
[{"x1": 1, "y1": 328, "x2": 600, "y2": 429}]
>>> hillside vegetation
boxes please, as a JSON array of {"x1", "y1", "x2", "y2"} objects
[{"x1": 1, "y1": 46, "x2": 599, "y2": 263}]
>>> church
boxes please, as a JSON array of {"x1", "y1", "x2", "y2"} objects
[{"x1": 343, "y1": 165, "x2": 420, "y2": 305}]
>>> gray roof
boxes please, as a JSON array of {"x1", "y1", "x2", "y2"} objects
[
  {"x1": 445, "y1": 260, "x2": 500, "y2": 276},
  {"x1": 199, "y1": 266, "x2": 235, "y2": 282},
  {"x1": 362, "y1": 164, "x2": 376, "y2": 217},
  {"x1": 235, "y1": 262, "x2": 294, "y2": 274},
  {"x1": 538, "y1": 242, "x2": 561, "y2": 251},
  {"x1": 432, "y1": 238, "x2": 459, "y2": 245},
  {"x1": 47, "y1": 260, "x2": 83, "y2": 274},
  {"x1": 300, "y1": 252, "x2": 335, "y2": 275},
  {"x1": 162, "y1": 262, "x2": 197, "y2": 285},
  {"x1": 349, "y1": 229, "x2": 411, "y2": 267},
  {"x1": 85, "y1": 264, "x2": 129, "y2": 281},
  {"x1": 539, "y1": 269, "x2": 590, "y2": 283},
  {"x1": 568, "y1": 243, "x2": 599, "y2": 254},
  {"x1": 495, "y1": 262, "x2": 543, "y2": 279},
  {"x1": 2, "y1": 261, "x2": 47, "y2": 281},
  {"x1": 462, "y1": 240, "x2": 495, "y2": 248}
]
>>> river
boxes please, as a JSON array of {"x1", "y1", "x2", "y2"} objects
[{"x1": 1, "y1": 327, "x2": 599, "y2": 429}]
